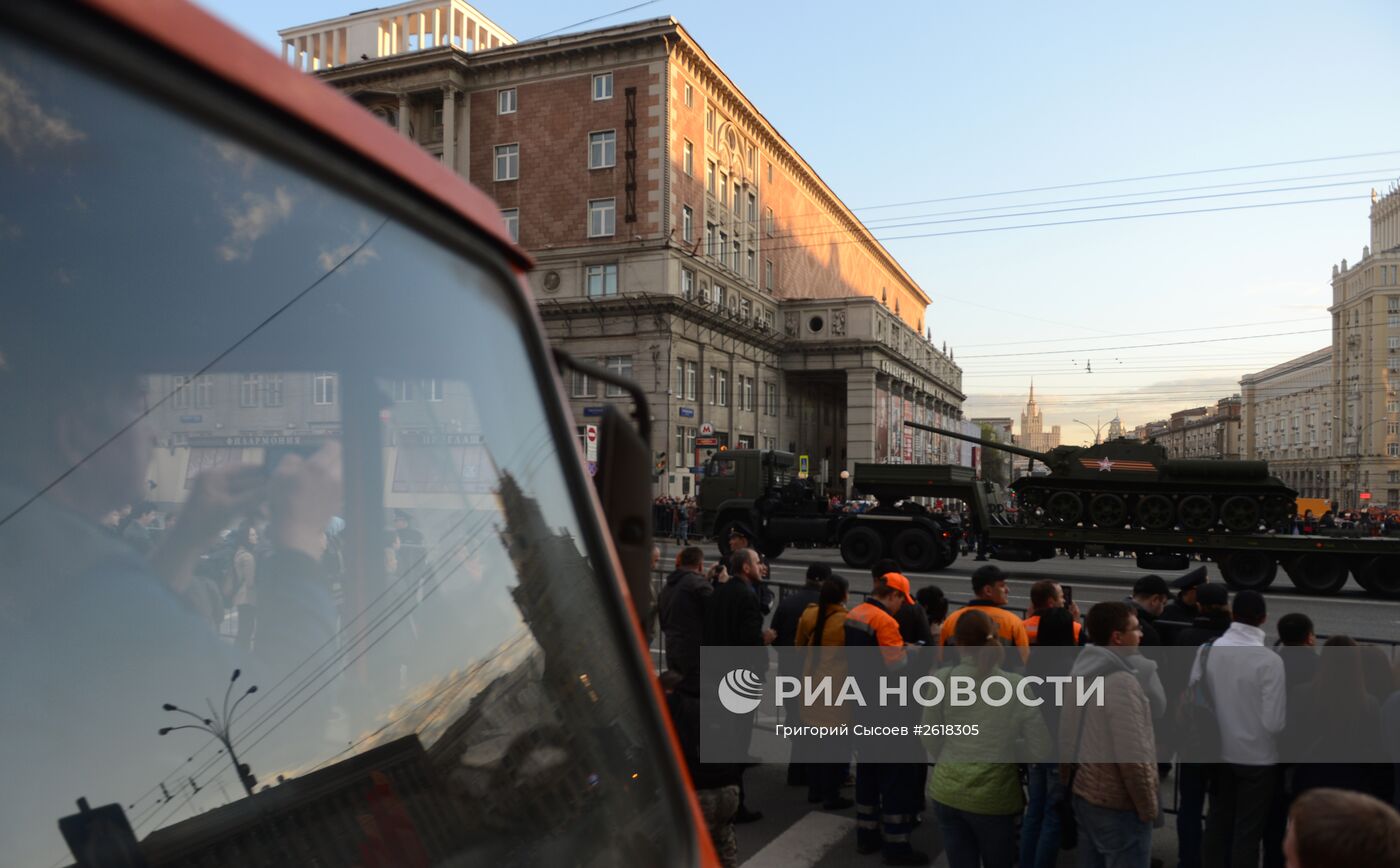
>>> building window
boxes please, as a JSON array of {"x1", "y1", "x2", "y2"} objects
[
  {"x1": 741, "y1": 376, "x2": 754, "y2": 411},
  {"x1": 765, "y1": 206, "x2": 774, "y2": 236},
  {"x1": 747, "y1": 192, "x2": 757, "y2": 222},
  {"x1": 717, "y1": 369, "x2": 729, "y2": 406},
  {"x1": 171, "y1": 375, "x2": 191, "y2": 410},
  {"x1": 1391, "y1": 336, "x2": 1400, "y2": 350},
  {"x1": 732, "y1": 183, "x2": 741, "y2": 212},
  {"x1": 313, "y1": 373, "x2": 336, "y2": 405},
  {"x1": 719, "y1": 171, "x2": 728, "y2": 202},
  {"x1": 1390, "y1": 296, "x2": 1400, "y2": 314},
  {"x1": 604, "y1": 355, "x2": 633, "y2": 396},
  {"x1": 493, "y1": 143, "x2": 518, "y2": 181},
  {"x1": 497, "y1": 88, "x2": 516, "y2": 114},
  {"x1": 593, "y1": 72, "x2": 613, "y2": 100},
  {"x1": 571, "y1": 368, "x2": 595, "y2": 398},
  {"x1": 193, "y1": 375, "x2": 213, "y2": 408},
  {"x1": 740, "y1": 297, "x2": 751, "y2": 320},
  {"x1": 746, "y1": 248, "x2": 755, "y2": 280},
  {"x1": 393, "y1": 379, "x2": 416, "y2": 402},
  {"x1": 1390, "y1": 357, "x2": 1400, "y2": 371},
  {"x1": 764, "y1": 259, "x2": 773, "y2": 291},
  {"x1": 705, "y1": 223, "x2": 716, "y2": 258},
  {"x1": 719, "y1": 232, "x2": 729, "y2": 267},
  {"x1": 683, "y1": 82, "x2": 693, "y2": 107},
  {"x1": 685, "y1": 360, "x2": 697, "y2": 400},
  {"x1": 239, "y1": 373, "x2": 261, "y2": 408},
  {"x1": 705, "y1": 106, "x2": 714, "y2": 132},
  {"x1": 767, "y1": 161, "x2": 773, "y2": 183},
  {"x1": 675, "y1": 359, "x2": 685, "y2": 396},
  {"x1": 682, "y1": 205, "x2": 694, "y2": 242},
  {"x1": 1390, "y1": 314, "x2": 1400, "y2": 328},
  {"x1": 706, "y1": 160, "x2": 715, "y2": 194},
  {"x1": 732, "y1": 241, "x2": 740, "y2": 272},
  {"x1": 765, "y1": 382, "x2": 777, "y2": 416},
  {"x1": 426, "y1": 378, "x2": 444, "y2": 401},
  {"x1": 681, "y1": 267, "x2": 695, "y2": 300},
  {"x1": 501, "y1": 208, "x2": 519, "y2": 243},
  {"x1": 715, "y1": 285, "x2": 727, "y2": 309},
  {"x1": 588, "y1": 198, "x2": 616, "y2": 237},
  {"x1": 1391, "y1": 443, "x2": 1400, "y2": 458},
  {"x1": 683, "y1": 140, "x2": 693, "y2": 176},
  {"x1": 589, "y1": 130, "x2": 616, "y2": 169},
  {"x1": 264, "y1": 373, "x2": 284, "y2": 407},
  {"x1": 586, "y1": 263, "x2": 618, "y2": 297}
]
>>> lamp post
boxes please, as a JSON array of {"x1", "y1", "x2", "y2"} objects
[
  {"x1": 159, "y1": 668, "x2": 259, "y2": 798},
  {"x1": 1072, "y1": 417, "x2": 1105, "y2": 446},
  {"x1": 1332, "y1": 415, "x2": 1392, "y2": 510}
]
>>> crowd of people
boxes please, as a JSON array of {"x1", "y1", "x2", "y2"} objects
[{"x1": 656, "y1": 544, "x2": 1400, "y2": 868}]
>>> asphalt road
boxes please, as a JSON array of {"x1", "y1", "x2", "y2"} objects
[{"x1": 755, "y1": 546, "x2": 1400, "y2": 645}]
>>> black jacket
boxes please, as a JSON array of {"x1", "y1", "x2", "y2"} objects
[
  {"x1": 771, "y1": 585, "x2": 820, "y2": 647},
  {"x1": 1156, "y1": 598, "x2": 1198, "y2": 644},
  {"x1": 893, "y1": 600, "x2": 935, "y2": 646},
  {"x1": 658, "y1": 567, "x2": 711, "y2": 694},
  {"x1": 1123, "y1": 598, "x2": 1163, "y2": 647},
  {"x1": 703, "y1": 577, "x2": 766, "y2": 647}
]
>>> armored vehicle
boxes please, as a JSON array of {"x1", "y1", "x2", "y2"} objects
[{"x1": 909, "y1": 422, "x2": 1297, "y2": 533}]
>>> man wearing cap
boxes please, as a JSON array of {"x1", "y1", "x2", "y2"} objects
[
  {"x1": 1158, "y1": 565, "x2": 1207, "y2": 644},
  {"x1": 939, "y1": 565, "x2": 1031, "y2": 664},
  {"x1": 872, "y1": 558, "x2": 934, "y2": 646},
  {"x1": 1125, "y1": 574, "x2": 1170, "y2": 647}
]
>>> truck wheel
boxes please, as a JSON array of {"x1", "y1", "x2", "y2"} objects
[
  {"x1": 891, "y1": 528, "x2": 938, "y2": 572},
  {"x1": 929, "y1": 540, "x2": 958, "y2": 571},
  {"x1": 839, "y1": 526, "x2": 884, "y2": 569},
  {"x1": 759, "y1": 539, "x2": 787, "y2": 561},
  {"x1": 1218, "y1": 551, "x2": 1277, "y2": 591},
  {"x1": 1283, "y1": 554, "x2": 1349, "y2": 595},
  {"x1": 1354, "y1": 555, "x2": 1400, "y2": 598}
]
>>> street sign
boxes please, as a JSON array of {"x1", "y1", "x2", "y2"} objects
[
  {"x1": 1360, "y1": 490, "x2": 1372, "y2": 500},
  {"x1": 679, "y1": 407, "x2": 695, "y2": 418},
  {"x1": 585, "y1": 424, "x2": 598, "y2": 462},
  {"x1": 582, "y1": 406, "x2": 605, "y2": 416},
  {"x1": 699, "y1": 422, "x2": 715, "y2": 436},
  {"x1": 696, "y1": 437, "x2": 718, "y2": 447}
]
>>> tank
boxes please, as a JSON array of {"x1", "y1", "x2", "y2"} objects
[{"x1": 907, "y1": 421, "x2": 1297, "y2": 532}]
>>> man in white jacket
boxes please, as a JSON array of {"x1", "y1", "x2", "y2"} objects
[{"x1": 1188, "y1": 590, "x2": 1285, "y2": 868}]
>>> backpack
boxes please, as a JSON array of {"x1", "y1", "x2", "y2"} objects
[{"x1": 1177, "y1": 641, "x2": 1222, "y2": 762}]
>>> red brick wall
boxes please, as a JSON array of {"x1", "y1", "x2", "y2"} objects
[{"x1": 469, "y1": 62, "x2": 663, "y2": 249}]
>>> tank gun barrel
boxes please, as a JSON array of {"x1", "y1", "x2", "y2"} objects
[{"x1": 903, "y1": 420, "x2": 1050, "y2": 463}]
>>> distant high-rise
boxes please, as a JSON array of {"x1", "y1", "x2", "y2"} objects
[{"x1": 1016, "y1": 382, "x2": 1061, "y2": 474}]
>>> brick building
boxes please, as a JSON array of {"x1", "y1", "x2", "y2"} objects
[{"x1": 279, "y1": 1, "x2": 964, "y2": 495}]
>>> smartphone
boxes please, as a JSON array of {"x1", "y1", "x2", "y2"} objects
[{"x1": 1063, "y1": 584, "x2": 1074, "y2": 606}]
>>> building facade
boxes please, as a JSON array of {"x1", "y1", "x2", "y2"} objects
[
  {"x1": 1156, "y1": 397, "x2": 1242, "y2": 460},
  {"x1": 1240, "y1": 348, "x2": 1335, "y2": 501},
  {"x1": 280, "y1": 2, "x2": 964, "y2": 496},
  {"x1": 1327, "y1": 184, "x2": 1400, "y2": 509}
]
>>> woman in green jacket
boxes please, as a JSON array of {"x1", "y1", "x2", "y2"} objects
[{"x1": 921, "y1": 610, "x2": 1051, "y2": 868}]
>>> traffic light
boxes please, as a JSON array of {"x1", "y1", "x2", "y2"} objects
[{"x1": 654, "y1": 452, "x2": 667, "y2": 474}]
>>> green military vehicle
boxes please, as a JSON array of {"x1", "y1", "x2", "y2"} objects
[{"x1": 696, "y1": 449, "x2": 1005, "y2": 571}]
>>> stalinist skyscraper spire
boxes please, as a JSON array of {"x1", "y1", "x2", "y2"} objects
[{"x1": 1017, "y1": 381, "x2": 1061, "y2": 474}]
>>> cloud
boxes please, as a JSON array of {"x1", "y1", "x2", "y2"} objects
[
  {"x1": 0, "y1": 65, "x2": 85, "y2": 157},
  {"x1": 216, "y1": 187, "x2": 294, "y2": 262},
  {"x1": 210, "y1": 138, "x2": 259, "y2": 178},
  {"x1": 316, "y1": 241, "x2": 379, "y2": 272}
]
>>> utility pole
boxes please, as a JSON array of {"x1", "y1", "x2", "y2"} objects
[{"x1": 159, "y1": 669, "x2": 260, "y2": 798}]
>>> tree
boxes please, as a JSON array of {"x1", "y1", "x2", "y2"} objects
[{"x1": 980, "y1": 423, "x2": 1010, "y2": 486}]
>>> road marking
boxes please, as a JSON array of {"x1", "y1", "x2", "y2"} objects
[{"x1": 739, "y1": 810, "x2": 857, "y2": 868}]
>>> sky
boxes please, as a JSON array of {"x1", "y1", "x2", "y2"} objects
[{"x1": 197, "y1": 0, "x2": 1400, "y2": 443}]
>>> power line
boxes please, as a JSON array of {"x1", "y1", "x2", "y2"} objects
[
  {"x1": 522, "y1": 0, "x2": 662, "y2": 41},
  {"x1": 958, "y1": 327, "x2": 1330, "y2": 359},
  {"x1": 850, "y1": 148, "x2": 1400, "y2": 211}
]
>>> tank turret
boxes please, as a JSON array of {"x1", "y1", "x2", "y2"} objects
[{"x1": 906, "y1": 421, "x2": 1295, "y2": 532}]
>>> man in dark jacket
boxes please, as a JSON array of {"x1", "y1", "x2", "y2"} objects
[
  {"x1": 703, "y1": 547, "x2": 775, "y2": 823},
  {"x1": 1125, "y1": 574, "x2": 1170, "y2": 647},
  {"x1": 657, "y1": 545, "x2": 712, "y2": 696},
  {"x1": 1172, "y1": 582, "x2": 1232, "y2": 868},
  {"x1": 725, "y1": 527, "x2": 774, "y2": 613},
  {"x1": 872, "y1": 558, "x2": 934, "y2": 646},
  {"x1": 1159, "y1": 565, "x2": 1207, "y2": 644},
  {"x1": 771, "y1": 562, "x2": 827, "y2": 787}
]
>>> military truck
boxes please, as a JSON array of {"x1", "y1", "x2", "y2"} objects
[{"x1": 697, "y1": 450, "x2": 1004, "y2": 570}]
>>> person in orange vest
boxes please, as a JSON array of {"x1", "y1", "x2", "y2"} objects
[
  {"x1": 1022, "y1": 579, "x2": 1083, "y2": 645},
  {"x1": 939, "y1": 565, "x2": 1031, "y2": 664},
  {"x1": 846, "y1": 581, "x2": 928, "y2": 865}
]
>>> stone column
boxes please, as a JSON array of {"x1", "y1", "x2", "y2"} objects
[
  {"x1": 441, "y1": 85, "x2": 457, "y2": 171},
  {"x1": 397, "y1": 93, "x2": 411, "y2": 138},
  {"x1": 846, "y1": 368, "x2": 878, "y2": 497}
]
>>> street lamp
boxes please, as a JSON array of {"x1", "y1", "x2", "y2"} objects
[
  {"x1": 1331, "y1": 415, "x2": 1393, "y2": 510},
  {"x1": 1073, "y1": 417, "x2": 1105, "y2": 445},
  {"x1": 159, "y1": 668, "x2": 259, "y2": 798}
]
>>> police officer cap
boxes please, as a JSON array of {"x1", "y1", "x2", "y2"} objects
[{"x1": 1171, "y1": 566, "x2": 1208, "y2": 590}]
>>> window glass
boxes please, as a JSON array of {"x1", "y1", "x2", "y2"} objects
[
  {"x1": 589, "y1": 130, "x2": 616, "y2": 169},
  {"x1": 497, "y1": 88, "x2": 517, "y2": 114},
  {"x1": 493, "y1": 143, "x2": 518, "y2": 180},
  {"x1": 588, "y1": 199, "x2": 616, "y2": 237},
  {"x1": 0, "y1": 33, "x2": 686, "y2": 868},
  {"x1": 592, "y1": 72, "x2": 613, "y2": 100}
]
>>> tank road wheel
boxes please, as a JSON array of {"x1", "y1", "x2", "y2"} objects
[
  {"x1": 1177, "y1": 495, "x2": 1216, "y2": 531},
  {"x1": 1218, "y1": 551, "x2": 1277, "y2": 591},
  {"x1": 1135, "y1": 494, "x2": 1174, "y2": 530},
  {"x1": 1219, "y1": 496, "x2": 1261, "y2": 533},
  {"x1": 839, "y1": 526, "x2": 884, "y2": 569},
  {"x1": 891, "y1": 528, "x2": 939, "y2": 572},
  {"x1": 1262, "y1": 496, "x2": 1295, "y2": 526},
  {"x1": 1283, "y1": 554, "x2": 1349, "y2": 595},
  {"x1": 1045, "y1": 491, "x2": 1083, "y2": 525},
  {"x1": 1354, "y1": 555, "x2": 1400, "y2": 598},
  {"x1": 1088, "y1": 493, "x2": 1127, "y2": 528}
]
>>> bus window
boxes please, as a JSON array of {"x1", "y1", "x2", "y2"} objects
[{"x1": 0, "y1": 25, "x2": 687, "y2": 868}]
